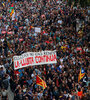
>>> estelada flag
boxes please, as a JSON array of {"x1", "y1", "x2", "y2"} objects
[
  {"x1": 36, "y1": 75, "x2": 47, "y2": 89},
  {"x1": 78, "y1": 67, "x2": 85, "y2": 82}
]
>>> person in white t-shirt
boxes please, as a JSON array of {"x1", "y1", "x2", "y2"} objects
[
  {"x1": 59, "y1": 63, "x2": 64, "y2": 69},
  {"x1": 1, "y1": 88, "x2": 8, "y2": 100}
]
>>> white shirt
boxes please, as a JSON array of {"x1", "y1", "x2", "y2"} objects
[
  {"x1": 38, "y1": 93, "x2": 43, "y2": 98},
  {"x1": 0, "y1": 65, "x2": 6, "y2": 73},
  {"x1": 1, "y1": 90, "x2": 7, "y2": 96},
  {"x1": 60, "y1": 58, "x2": 63, "y2": 63},
  {"x1": 59, "y1": 65, "x2": 64, "y2": 69}
]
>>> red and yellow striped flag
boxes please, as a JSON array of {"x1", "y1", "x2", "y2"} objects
[{"x1": 36, "y1": 75, "x2": 47, "y2": 89}]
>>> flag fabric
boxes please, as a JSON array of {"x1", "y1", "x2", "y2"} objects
[
  {"x1": 11, "y1": 4, "x2": 14, "y2": 7},
  {"x1": 36, "y1": 75, "x2": 47, "y2": 89},
  {"x1": 11, "y1": 11, "x2": 15, "y2": 20},
  {"x1": 78, "y1": 67, "x2": 85, "y2": 82},
  {"x1": 10, "y1": 9, "x2": 14, "y2": 17},
  {"x1": 9, "y1": 4, "x2": 14, "y2": 17}
]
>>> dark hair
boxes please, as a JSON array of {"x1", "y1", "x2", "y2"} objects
[{"x1": 78, "y1": 88, "x2": 81, "y2": 92}]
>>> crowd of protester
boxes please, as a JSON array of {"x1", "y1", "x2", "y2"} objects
[{"x1": 0, "y1": 0, "x2": 90, "y2": 100}]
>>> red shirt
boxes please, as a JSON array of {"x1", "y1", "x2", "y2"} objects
[{"x1": 78, "y1": 91, "x2": 83, "y2": 97}]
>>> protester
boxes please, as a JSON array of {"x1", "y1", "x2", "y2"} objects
[{"x1": 0, "y1": 0, "x2": 89, "y2": 100}]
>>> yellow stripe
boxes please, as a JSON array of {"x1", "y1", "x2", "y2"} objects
[
  {"x1": 81, "y1": 73, "x2": 85, "y2": 79},
  {"x1": 10, "y1": 9, "x2": 14, "y2": 17},
  {"x1": 37, "y1": 75, "x2": 47, "y2": 89},
  {"x1": 2, "y1": 3, "x2": 5, "y2": 7},
  {"x1": 37, "y1": 83, "x2": 45, "y2": 89},
  {"x1": 37, "y1": 81, "x2": 47, "y2": 89},
  {"x1": 78, "y1": 68, "x2": 85, "y2": 82}
]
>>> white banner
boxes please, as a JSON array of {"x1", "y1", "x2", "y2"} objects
[
  {"x1": 35, "y1": 27, "x2": 41, "y2": 33},
  {"x1": 13, "y1": 51, "x2": 57, "y2": 70}
]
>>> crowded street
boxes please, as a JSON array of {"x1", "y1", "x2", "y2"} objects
[{"x1": 0, "y1": 0, "x2": 90, "y2": 100}]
